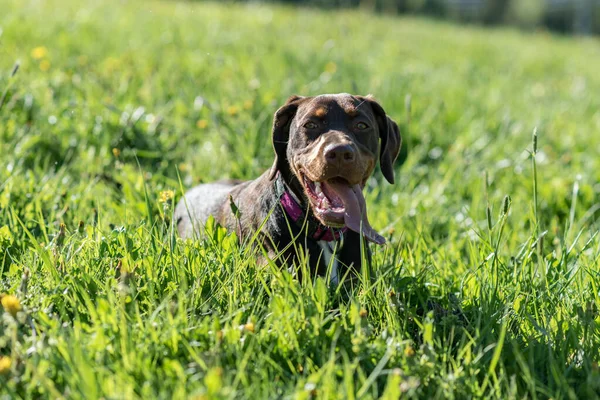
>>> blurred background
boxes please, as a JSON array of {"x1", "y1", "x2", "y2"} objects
[
  {"x1": 232, "y1": 0, "x2": 600, "y2": 35},
  {"x1": 1, "y1": 0, "x2": 600, "y2": 397}
]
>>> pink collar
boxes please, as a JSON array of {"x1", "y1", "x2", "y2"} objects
[{"x1": 276, "y1": 174, "x2": 347, "y2": 242}]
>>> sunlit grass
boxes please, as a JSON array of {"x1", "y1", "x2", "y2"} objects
[{"x1": 1, "y1": 0, "x2": 599, "y2": 398}]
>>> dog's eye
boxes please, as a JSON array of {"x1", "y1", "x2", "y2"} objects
[
  {"x1": 304, "y1": 121, "x2": 318, "y2": 129},
  {"x1": 356, "y1": 122, "x2": 369, "y2": 130}
]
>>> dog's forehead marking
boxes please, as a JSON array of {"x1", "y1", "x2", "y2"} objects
[
  {"x1": 303, "y1": 94, "x2": 365, "y2": 118},
  {"x1": 314, "y1": 107, "x2": 328, "y2": 118},
  {"x1": 344, "y1": 105, "x2": 358, "y2": 117}
]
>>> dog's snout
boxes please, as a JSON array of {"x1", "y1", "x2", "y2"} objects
[{"x1": 324, "y1": 143, "x2": 356, "y2": 164}]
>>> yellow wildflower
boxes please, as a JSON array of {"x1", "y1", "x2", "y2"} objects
[
  {"x1": 226, "y1": 105, "x2": 239, "y2": 116},
  {"x1": 196, "y1": 119, "x2": 208, "y2": 129},
  {"x1": 39, "y1": 60, "x2": 51, "y2": 72},
  {"x1": 404, "y1": 345, "x2": 415, "y2": 357},
  {"x1": 159, "y1": 190, "x2": 174, "y2": 203},
  {"x1": 178, "y1": 163, "x2": 189, "y2": 172},
  {"x1": 0, "y1": 356, "x2": 11, "y2": 374},
  {"x1": 112, "y1": 148, "x2": 121, "y2": 157},
  {"x1": 31, "y1": 46, "x2": 48, "y2": 60},
  {"x1": 324, "y1": 61, "x2": 337, "y2": 74},
  {"x1": 244, "y1": 322, "x2": 255, "y2": 333},
  {"x1": 243, "y1": 100, "x2": 253, "y2": 110},
  {"x1": 1, "y1": 294, "x2": 21, "y2": 317},
  {"x1": 359, "y1": 309, "x2": 368, "y2": 318}
]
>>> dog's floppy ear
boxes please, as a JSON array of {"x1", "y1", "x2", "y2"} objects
[
  {"x1": 268, "y1": 95, "x2": 305, "y2": 180},
  {"x1": 361, "y1": 95, "x2": 401, "y2": 184}
]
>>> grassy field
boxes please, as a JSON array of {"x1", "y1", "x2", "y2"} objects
[{"x1": 1, "y1": 0, "x2": 600, "y2": 398}]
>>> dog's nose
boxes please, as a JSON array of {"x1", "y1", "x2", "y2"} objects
[{"x1": 324, "y1": 143, "x2": 356, "y2": 164}]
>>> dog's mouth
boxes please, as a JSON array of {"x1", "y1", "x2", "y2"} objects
[
  {"x1": 301, "y1": 173, "x2": 386, "y2": 245},
  {"x1": 303, "y1": 176, "x2": 348, "y2": 226}
]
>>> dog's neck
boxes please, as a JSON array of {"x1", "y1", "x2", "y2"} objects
[
  {"x1": 276, "y1": 168, "x2": 305, "y2": 204},
  {"x1": 273, "y1": 172, "x2": 346, "y2": 243}
]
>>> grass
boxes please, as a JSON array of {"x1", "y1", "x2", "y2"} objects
[{"x1": 1, "y1": 0, "x2": 600, "y2": 398}]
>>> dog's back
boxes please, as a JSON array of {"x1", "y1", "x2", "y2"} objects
[{"x1": 174, "y1": 182, "x2": 237, "y2": 238}]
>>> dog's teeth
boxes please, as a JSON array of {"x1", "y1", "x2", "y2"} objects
[
  {"x1": 314, "y1": 182, "x2": 322, "y2": 194},
  {"x1": 321, "y1": 198, "x2": 330, "y2": 208}
]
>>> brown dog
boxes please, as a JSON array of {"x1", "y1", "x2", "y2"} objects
[{"x1": 175, "y1": 94, "x2": 401, "y2": 283}]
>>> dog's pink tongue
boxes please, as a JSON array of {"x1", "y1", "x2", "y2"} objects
[{"x1": 325, "y1": 182, "x2": 386, "y2": 245}]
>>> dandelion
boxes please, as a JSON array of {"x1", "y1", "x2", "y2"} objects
[
  {"x1": 226, "y1": 105, "x2": 239, "y2": 116},
  {"x1": 244, "y1": 322, "x2": 255, "y2": 333},
  {"x1": 31, "y1": 46, "x2": 48, "y2": 59},
  {"x1": 404, "y1": 345, "x2": 415, "y2": 357},
  {"x1": 39, "y1": 60, "x2": 51, "y2": 72},
  {"x1": 178, "y1": 163, "x2": 189, "y2": 172},
  {"x1": 196, "y1": 119, "x2": 208, "y2": 129},
  {"x1": 159, "y1": 190, "x2": 174, "y2": 203},
  {"x1": 112, "y1": 148, "x2": 121, "y2": 157},
  {"x1": 359, "y1": 309, "x2": 368, "y2": 318},
  {"x1": 324, "y1": 61, "x2": 337, "y2": 74},
  {"x1": 1, "y1": 294, "x2": 21, "y2": 317},
  {"x1": 0, "y1": 356, "x2": 11, "y2": 374}
]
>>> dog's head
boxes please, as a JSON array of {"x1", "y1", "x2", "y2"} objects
[{"x1": 269, "y1": 93, "x2": 401, "y2": 244}]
